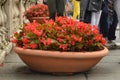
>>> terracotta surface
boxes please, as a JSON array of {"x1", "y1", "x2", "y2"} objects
[
  {"x1": 28, "y1": 17, "x2": 49, "y2": 23},
  {"x1": 13, "y1": 47, "x2": 109, "y2": 73}
]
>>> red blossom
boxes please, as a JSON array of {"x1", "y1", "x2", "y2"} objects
[
  {"x1": 93, "y1": 26, "x2": 99, "y2": 35},
  {"x1": 23, "y1": 44, "x2": 29, "y2": 49},
  {"x1": 65, "y1": 35, "x2": 70, "y2": 40},
  {"x1": 23, "y1": 32, "x2": 26, "y2": 36},
  {"x1": 30, "y1": 43, "x2": 38, "y2": 49},
  {"x1": 11, "y1": 39, "x2": 18, "y2": 43},
  {"x1": 11, "y1": 17, "x2": 106, "y2": 51},
  {"x1": 71, "y1": 40, "x2": 75, "y2": 46},
  {"x1": 24, "y1": 4, "x2": 49, "y2": 18},
  {"x1": 71, "y1": 34, "x2": 77, "y2": 41},
  {"x1": 14, "y1": 32, "x2": 18, "y2": 35},
  {"x1": 95, "y1": 36, "x2": 102, "y2": 41},
  {"x1": 101, "y1": 38, "x2": 107, "y2": 45},
  {"x1": 33, "y1": 30, "x2": 43, "y2": 36},
  {"x1": 88, "y1": 40, "x2": 93, "y2": 45},
  {"x1": 41, "y1": 37, "x2": 47, "y2": 46},
  {"x1": 47, "y1": 38, "x2": 52, "y2": 45},
  {"x1": 59, "y1": 44, "x2": 68, "y2": 50},
  {"x1": 57, "y1": 38, "x2": 63, "y2": 42},
  {"x1": 22, "y1": 37, "x2": 30, "y2": 43},
  {"x1": 77, "y1": 37, "x2": 82, "y2": 42}
]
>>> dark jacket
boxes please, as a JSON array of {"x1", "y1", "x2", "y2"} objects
[
  {"x1": 80, "y1": 0, "x2": 103, "y2": 23},
  {"x1": 88, "y1": 0, "x2": 103, "y2": 12}
]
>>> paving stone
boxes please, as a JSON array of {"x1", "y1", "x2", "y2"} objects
[
  {"x1": 5, "y1": 51, "x2": 23, "y2": 63},
  {"x1": 0, "y1": 73, "x2": 86, "y2": 80},
  {"x1": 88, "y1": 62, "x2": 120, "y2": 74},
  {"x1": 0, "y1": 62, "x2": 86, "y2": 80},
  {"x1": 109, "y1": 50, "x2": 120, "y2": 56},
  {"x1": 100, "y1": 56, "x2": 120, "y2": 63},
  {"x1": 96, "y1": 49, "x2": 120, "y2": 63},
  {"x1": 87, "y1": 74, "x2": 120, "y2": 80},
  {"x1": 0, "y1": 63, "x2": 31, "y2": 74}
]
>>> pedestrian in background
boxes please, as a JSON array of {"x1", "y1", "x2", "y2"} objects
[
  {"x1": 89, "y1": 0, "x2": 103, "y2": 26},
  {"x1": 43, "y1": 0, "x2": 47, "y2": 5},
  {"x1": 72, "y1": 0, "x2": 80, "y2": 20},
  {"x1": 80, "y1": 0, "x2": 103, "y2": 25},
  {"x1": 114, "y1": 0, "x2": 120, "y2": 37},
  {"x1": 99, "y1": 0, "x2": 118, "y2": 49},
  {"x1": 79, "y1": 0, "x2": 90, "y2": 23},
  {"x1": 65, "y1": 0, "x2": 73, "y2": 18},
  {"x1": 47, "y1": 0, "x2": 65, "y2": 20}
]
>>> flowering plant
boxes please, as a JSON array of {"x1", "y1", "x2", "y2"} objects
[
  {"x1": 24, "y1": 4, "x2": 49, "y2": 18},
  {"x1": 11, "y1": 17, "x2": 106, "y2": 51}
]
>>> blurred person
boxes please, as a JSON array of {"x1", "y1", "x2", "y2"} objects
[
  {"x1": 43, "y1": 0, "x2": 47, "y2": 5},
  {"x1": 37, "y1": 0, "x2": 43, "y2": 3},
  {"x1": 47, "y1": 0, "x2": 65, "y2": 20},
  {"x1": 80, "y1": 0, "x2": 103, "y2": 25},
  {"x1": 65, "y1": 0, "x2": 73, "y2": 18},
  {"x1": 114, "y1": 0, "x2": 120, "y2": 19},
  {"x1": 114, "y1": 0, "x2": 120, "y2": 36},
  {"x1": 89, "y1": 0, "x2": 103, "y2": 26},
  {"x1": 79, "y1": 0, "x2": 91, "y2": 23},
  {"x1": 72, "y1": 0, "x2": 80, "y2": 20},
  {"x1": 99, "y1": 0, "x2": 118, "y2": 49}
]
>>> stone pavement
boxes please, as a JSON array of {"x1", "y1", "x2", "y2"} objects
[{"x1": 0, "y1": 46, "x2": 120, "y2": 80}]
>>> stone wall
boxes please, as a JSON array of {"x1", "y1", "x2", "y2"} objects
[{"x1": 0, "y1": 0, "x2": 43, "y2": 64}]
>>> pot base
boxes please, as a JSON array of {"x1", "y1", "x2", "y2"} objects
[{"x1": 13, "y1": 47, "x2": 108, "y2": 73}]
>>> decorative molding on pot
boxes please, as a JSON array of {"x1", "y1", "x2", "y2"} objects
[
  {"x1": 14, "y1": 47, "x2": 108, "y2": 58},
  {"x1": 28, "y1": 17, "x2": 49, "y2": 23}
]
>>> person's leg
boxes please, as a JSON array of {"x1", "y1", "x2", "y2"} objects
[
  {"x1": 99, "y1": 6, "x2": 109, "y2": 38},
  {"x1": 47, "y1": 0, "x2": 56, "y2": 20},
  {"x1": 91, "y1": 12, "x2": 96, "y2": 26},
  {"x1": 91, "y1": 11, "x2": 102, "y2": 26},
  {"x1": 106, "y1": 11, "x2": 118, "y2": 49},
  {"x1": 73, "y1": 0, "x2": 77, "y2": 20},
  {"x1": 73, "y1": 0, "x2": 80, "y2": 20},
  {"x1": 80, "y1": 0, "x2": 90, "y2": 22},
  {"x1": 56, "y1": 0, "x2": 65, "y2": 17},
  {"x1": 108, "y1": 11, "x2": 118, "y2": 40}
]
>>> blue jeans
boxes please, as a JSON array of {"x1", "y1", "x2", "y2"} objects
[{"x1": 99, "y1": 0, "x2": 118, "y2": 40}]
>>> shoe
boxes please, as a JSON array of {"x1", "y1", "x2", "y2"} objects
[{"x1": 105, "y1": 40, "x2": 118, "y2": 50}]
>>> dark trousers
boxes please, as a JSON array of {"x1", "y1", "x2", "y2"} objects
[
  {"x1": 80, "y1": 0, "x2": 91, "y2": 23},
  {"x1": 47, "y1": 0, "x2": 65, "y2": 20},
  {"x1": 99, "y1": 1, "x2": 118, "y2": 40}
]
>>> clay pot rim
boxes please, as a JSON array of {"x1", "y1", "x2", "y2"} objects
[
  {"x1": 13, "y1": 46, "x2": 109, "y2": 59},
  {"x1": 28, "y1": 17, "x2": 49, "y2": 19}
]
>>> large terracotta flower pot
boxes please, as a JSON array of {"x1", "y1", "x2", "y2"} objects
[
  {"x1": 13, "y1": 47, "x2": 108, "y2": 73},
  {"x1": 28, "y1": 17, "x2": 49, "y2": 24}
]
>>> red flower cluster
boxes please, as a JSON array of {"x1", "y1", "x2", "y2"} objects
[
  {"x1": 11, "y1": 17, "x2": 106, "y2": 51},
  {"x1": 24, "y1": 4, "x2": 49, "y2": 18}
]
